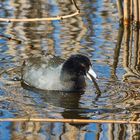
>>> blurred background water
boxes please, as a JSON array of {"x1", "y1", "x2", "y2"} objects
[{"x1": 0, "y1": 0, "x2": 140, "y2": 139}]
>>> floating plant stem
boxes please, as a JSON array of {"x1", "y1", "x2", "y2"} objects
[
  {"x1": 0, "y1": 118, "x2": 139, "y2": 124},
  {"x1": 88, "y1": 73, "x2": 101, "y2": 95}
]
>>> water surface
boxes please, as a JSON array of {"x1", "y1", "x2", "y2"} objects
[{"x1": 0, "y1": 0, "x2": 140, "y2": 139}]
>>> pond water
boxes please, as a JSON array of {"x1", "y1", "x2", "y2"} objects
[{"x1": 0, "y1": 0, "x2": 140, "y2": 139}]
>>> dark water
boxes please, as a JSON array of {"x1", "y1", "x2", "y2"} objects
[{"x1": 0, "y1": 0, "x2": 140, "y2": 139}]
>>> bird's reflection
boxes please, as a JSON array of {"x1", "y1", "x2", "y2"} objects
[{"x1": 21, "y1": 82, "x2": 89, "y2": 119}]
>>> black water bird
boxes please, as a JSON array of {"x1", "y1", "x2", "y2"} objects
[{"x1": 22, "y1": 54, "x2": 97, "y2": 91}]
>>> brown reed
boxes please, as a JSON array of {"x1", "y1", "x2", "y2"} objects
[
  {"x1": 0, "y1": 118, "x2": 139, "y2": 124},
  {"x1": 116, "y1": 0, "x2": 123, "y2": 22},
  {"x1": 117, "y1": 0, "x2": 140, "y2": 26},
  {"x1": 0, "y1": 0, "x2": 80, "y2": 22}
]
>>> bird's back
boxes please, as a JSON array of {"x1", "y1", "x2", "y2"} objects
[{"x1": 22, "y1": 54, "x2": 65, "y2": 90}]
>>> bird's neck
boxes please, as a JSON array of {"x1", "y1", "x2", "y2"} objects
[
  {"x1": 60, "y1": 69, "x2": 77, "y2": 82},
  {"x1": 60, "y1": 67, "x2": 86, "y2": 91}
]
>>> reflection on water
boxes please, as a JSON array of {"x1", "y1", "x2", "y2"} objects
[{"x1": 0, "y1": 0, "x2": 140, "y2": 139}]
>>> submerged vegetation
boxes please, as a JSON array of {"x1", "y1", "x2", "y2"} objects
[{"x1": 116, "y1": 0, "x2": 140, "y2": 83}]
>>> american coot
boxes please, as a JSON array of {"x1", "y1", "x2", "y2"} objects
[{"x1": 22, "y1": 54, "x2": 97, "y2": 91}]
